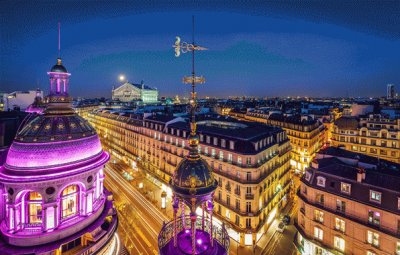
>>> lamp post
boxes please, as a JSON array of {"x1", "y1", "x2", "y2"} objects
[{"x1": 161, "y1": 191, "x2": 167, "y2": 209}]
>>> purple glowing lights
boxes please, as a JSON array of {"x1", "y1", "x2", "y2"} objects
[{"x1": 6, "y1": 135, "x2": 102, "y2": 168}]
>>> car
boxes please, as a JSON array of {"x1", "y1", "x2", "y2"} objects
[
  {"x1": 283, "y1": 215, "x2": 291, "y2": 225},
  {"x1": 277, "y1": 221, "x2": 286, "y2": 233}
]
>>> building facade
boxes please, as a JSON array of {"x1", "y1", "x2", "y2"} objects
[
  {"x1": 245, "y1": 112, "x2": 325, "y2": 173},
  {"x1": 332, "y1": 115, "x2": 400, "y2": 163},
  {"x1": 86, "y1": 111, "x2": 291, "y2": 246},
  {"x1": 295, "y1": 147, "x2": 400, "y2": 255},
  {"x1": 0, "y1": 58, "x2": 120, "y2": 255},
  {"x1": 3, "y1": 90, "x2": 44, "y2": 111},
  {"x1": 111, "y1": 81, "x2": 158, "y2": 103}
]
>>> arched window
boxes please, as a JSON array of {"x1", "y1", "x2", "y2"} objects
[
  {"x1": 27, "y1": 192, "x2": 43, "y2": 225},
  {"x1": 61, "y1": 185, "x2": 79, "y2": 220}
]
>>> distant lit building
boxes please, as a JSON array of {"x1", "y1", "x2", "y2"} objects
[
  {"x1": 3, "y1": 90, "x2": 44, "y2": 111},
  {"x1": 332, "y1": 114, "x2": 400, "y2": 163},
  {"x1": 387, "y1": 84, "x2": 395, "y2": 99},
  {"x1": 86, "y1": 111, "x2": 291, "y2": 246},
  {"x1": 112, "y1": 81, "x2": 158, "y2": 103},
  {"x1": 245, "y1": 112, "x2": 325, "y2": 173},
  {"x1": 295, "y1": 147, "x2": 400, "y2": 255}
]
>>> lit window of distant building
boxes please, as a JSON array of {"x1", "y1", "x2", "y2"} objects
[
  {"x1": 340, "y1": 182, "x2": 351, "y2": 194},
  {"x1": 316, "y1": 176, "x2": 326, "y2": 187},
  {"x1": 334, "y1": 236, "x2": 345, "y2": 252},
  {"x1": 367, "y1": 230, "x2": 379, "y2": 247},
  {"x1": 314, "y1": 227, "x2": 323, "y2": 240},
  {"x1": 370, "y1": 190, "x2": 381, "y2": 204}
]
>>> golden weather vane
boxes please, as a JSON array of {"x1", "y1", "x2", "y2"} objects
[{"x1": 173, "y1": 16, "x2": 207, "y2": 136}]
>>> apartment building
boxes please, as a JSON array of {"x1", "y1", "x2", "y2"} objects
[
  {"x1": 332, "y1": 114, "x2": 400, "y2": 163},
  {"x1": 86, "y1": 111, "x2": 291, "y2": 246},
  {"x1": 295, "y1": 147, "x2": 400, "y2": 255},
  {"x1": 245, "y1": 112, "x2": 325, "y2": 173}
]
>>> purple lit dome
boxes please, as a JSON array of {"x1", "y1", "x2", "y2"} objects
[{"x1": 5, "y1": 114, "x2": 102, "y2": 169}]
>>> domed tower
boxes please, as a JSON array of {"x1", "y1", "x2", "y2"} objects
[
  {"x1": 158, "y1": 19, "x2": 229, "y2": 255},
  {"x1": 0, "y1": 56, "x2": 120, "y2": 254}
]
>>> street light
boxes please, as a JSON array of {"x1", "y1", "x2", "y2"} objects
[
  {"x1": 161, "y1": 191, "x2": 167, "y2": 209},
  {"x1": 119, "y1": 74, "x2": 126, "y2": 82}
]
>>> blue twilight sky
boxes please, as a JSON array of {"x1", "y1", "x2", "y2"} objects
[{"x1": 0, "y1": 1, "x2": 399, "y2": 98}]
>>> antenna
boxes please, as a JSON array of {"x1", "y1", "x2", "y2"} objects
[{"x1": 58, "y1": 22, "x2": 61, "y2": 58}]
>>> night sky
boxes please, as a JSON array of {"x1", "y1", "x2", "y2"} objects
[{"x1": 1, "y1": 1, "x2": 399, "y2": 98}]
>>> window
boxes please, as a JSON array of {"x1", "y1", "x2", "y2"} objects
[
  {"x1": 228, "y1": 153, "x2": 233, "y2": 162},
  {"x1": 302, "y1": 186, "x2": 307, "y2": 195},
  {"x1": 314, "y1": 210, "x2": 324, "y2": 223},
  {"x1": 213, "y1": 137, "x2": 218, "y2": 145},
  {"x1": 336, "y1": 199, "x2": 346, "y2": 213},
  {"x1": 227, "y1": 195, "x2": 230, "y2": 207},
  {"x1": 305, "y1": 171, "x2": 312, "y2": 181},
  {"x1": 229, "y1": 141, "x2": 234, "y2": 150},
  {"x1": 237, "y1": 157, "x2": 242, "y2": 165},
  {"x1": 396, "y1": 242, "x2": 400, "y2": 255},
  {"x1": 211, "y1": 149, "x2": 216, "y2": 158},
  {"x1": 340, "y1": 182, "x2": 351, "y2": 194},
  {"x1": 61, "y1": 185, "x2": 79, "y2": 220},
  {"x1": 314, "y1": 227, "x2": 323, "y2": 240},
  {"x1": 246, "y1": 218, "x2": 251, "y2": 228},
  {"x1": 219, "y1": 151, "x2": 224, "y2": 160},
  {"x1": 27, "y1": 192, "x2": 43, "y2": 224},
  {"x1": 398, "y1": 197, "x2": 400, "y2": 210},
  {"x1": 221, "y1": 139, "x2": 226, "y2": 148},
  {"x1": 235, "y1": 215, "x2": 240, "y2": 225},
  {"x1": 236, "y1": 199, "x2": 240, "y2": 210},
  {"x1": 246, "y1": 202, "x2": 252, "y2": 213},
  {"x1": 367, "y1": 251, "x2": 376, "y2": 255},
  {"x1": 316, "y1": 176, "x2": 326, "y2": 187},
  {"x1": 225, "y1": 209, "x2": 230, "y2": 219},
  {"x1": 206, "y1": 136, "x2": 210, "y2": 144},
  {"x1": 367, "y1": 230, "x2": 379, "y2": 247},
  {"x1": 370, "y1": 190, "x2": 381, "y2": 203},
  {"x1": 316, "y1": 194, "x2": 324, "y2": 205},
  {"x1": 335, "y1": 218, "x2": 345, "y2": 232},
  {"x1": 204, "y1": 147, "x2": 208, "y2": 155},
  {"x1": 368, "y1": 210, "x2": 380, "y2": 226},
  {"x1": 246, "y1": 172, "x2": 251, "y2": 181},
  {"x1": 334, "y1": 236, "x2": 345, "y2": 252}
]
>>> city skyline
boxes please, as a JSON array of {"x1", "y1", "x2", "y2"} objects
[{"x1": 1, "y1": 1, "x2": 399, "y2": 98}]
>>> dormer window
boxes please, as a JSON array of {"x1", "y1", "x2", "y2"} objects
[
  {"x1": 316, "y1": 176, "x2": 326, "y2": 187},
  {"x1": 340, "y1": 182, "x2": 351, "y2": 195},
  {"x1": 370, "y1": 190, "x2": 381, "y2": 204},
  {"x1": 305, "y1": 171, "x2": 312, "y2": 182}
]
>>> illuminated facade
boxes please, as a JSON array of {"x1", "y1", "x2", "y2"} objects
[
  {"x1": 295, "y1": 147, "x2": 400, "y2": 255},
  {"x1": 331, "y1": 115, "x2": 400, "y2": 163},
  {"x1": 0, "y1": 58, "x2": 120, "y2": 255},
  {"x1": 86, "y1": 110, "x2": 291, "y2": 246},
  {"x1": 112, "y1": 81, "x2": 158, "y2": 103},
  {"x1": 245, "y1": 113, "x2": 325, "y2": 173}
]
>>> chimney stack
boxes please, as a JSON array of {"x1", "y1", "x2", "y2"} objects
[{"x1": 357, "y1": 167, "x2": 366, "y2": 182}]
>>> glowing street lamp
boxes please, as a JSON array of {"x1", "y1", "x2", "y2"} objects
[
  {"x1": 119, "y1": 74, "x2": 126, "y2": 82},
  {"x1": 161, "y1": 191, "x2": 167, "y2": 209}
]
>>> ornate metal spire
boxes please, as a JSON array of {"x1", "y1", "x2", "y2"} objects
[{"x1": 173, "y1": 16, "x2": 208, "y2": 160}]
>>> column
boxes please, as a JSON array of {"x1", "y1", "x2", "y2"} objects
[
  {"x1": 201, "y1": 202, "x2": 205, "y2": 231},
  {"x1": 191, "y1": 212, "x2": 196, "y2": 255},
  {"x1": 42, "y1": 207, "x2": 47, "y2": 232},
  {"x1": 181, "y1": 200, "x2": 185, "y2": 230},
  {"x1": 173, "y1": 199, "x2": 178, "y2": 247},
  {"x1": 208, "y1": 201, "x2": 214, "y2": 247}
]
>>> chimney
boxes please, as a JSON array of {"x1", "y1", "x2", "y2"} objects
[
  {"x1": 311, "y1": 159, "x2": 319, "y2": 169},
  {"x1": 357, "y1": 167, "x2": 366, "y2": 183}
]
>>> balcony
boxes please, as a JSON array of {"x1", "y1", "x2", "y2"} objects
[{"x1": 245, "y1": 193, "x2": 254, "y2": 200}]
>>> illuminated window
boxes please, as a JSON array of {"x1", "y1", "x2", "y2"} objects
[
  {"x1": 334, "y1": 236, "x2": 345, "y2": 252},
  {"x1": 396, "y1": 242, "x2": 400, "y2": 255},
  {"x1": 314, "y1": 210, "x2": 324, "y2": 223},
  {"x1": 314, "y1": 227, "x2": 323, "y2": 240},
  {"x1": 370, "y1": 190, "x2": 381, "y2": 204},
  {"x1": 335, "y1": 218, "x2": 345, "y2": 232},
  {"x1": 62, "y1": 185, "x2": 79, "y2": 220},
  {"x1": 225, "y1": 209, "x2": 230, "y2": 219},
  {"x1": 367, "y1": 251, "x2": 376, "y2": 255},
  {"x1": 316, "y1": 176, "x2": 326, "y2": 187},
  {"x1": 368, "y1": 210, "x2": 380, "y2": 226},
  {"x1": 340, "y1": 182, "x2": 351, "y2": 195},
  {"x1": 367, "y1": 230, "x2": 379, "y2": 247},
  {"x1": 27, "y1": 192, "x2": 43, "y2": 224},
  {"x1": 305, "y1": 171, "x2": 312, "y2": 181}
]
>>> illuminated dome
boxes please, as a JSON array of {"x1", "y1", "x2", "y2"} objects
[{"x1": 0, "y1": 57, "x2": 119, "y2": 255}]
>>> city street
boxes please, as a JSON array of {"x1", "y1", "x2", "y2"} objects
[{"x1": 104, "y1": 155, "x2": 298, "y2": 255}]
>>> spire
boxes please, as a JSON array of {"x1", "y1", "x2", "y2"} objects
[
  {"x1": 173, "y1": 16, "x2": 208, "y2": 160},
  {"x1": 58, "y1": 21, "x2": 61, "y2": 58}
]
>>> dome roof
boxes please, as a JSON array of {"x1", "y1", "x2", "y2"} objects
[
  {"x1": 172, "y1": 157, "x2": 217, "y2": 197},
  {"x1": 50, "y1": 58, "x2": 68, "y2": 73},
  {"x1": 5, "y1": 114, "x2": 102, "y2": 169}
]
